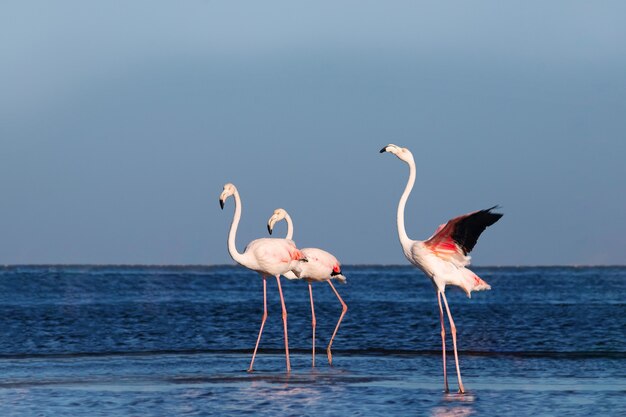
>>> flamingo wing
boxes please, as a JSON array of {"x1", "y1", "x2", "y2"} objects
[
  {"x1": 245, "y1": 238, "x2": 304, "y2": 269},
  {"x1": 424, "y1": 206, "x2": 503, "y2": 264}
]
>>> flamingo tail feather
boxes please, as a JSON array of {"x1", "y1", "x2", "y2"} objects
[{"x1": 462, "y1": 269, "x2": 491, "y2": 298}]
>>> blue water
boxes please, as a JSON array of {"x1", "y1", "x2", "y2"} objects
[{"x1": 0, "y1": 265, "x2": 624, "y2": 416}]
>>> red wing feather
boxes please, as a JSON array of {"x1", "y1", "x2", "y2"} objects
[{"x1": 424, "y1": 206, "x2": 503, "y2": 259}]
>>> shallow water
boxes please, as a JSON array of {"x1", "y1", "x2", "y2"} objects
[{"x1": 0, "y1": 265, "x2": 624, "y2": 416}]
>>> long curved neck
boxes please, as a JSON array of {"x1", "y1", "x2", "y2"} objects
[
  {"x1": 227, "y1": 190, "x2": 247, "y2": 265},
  {"x1": 284, "y1": 213, "x2": 294, "y2": 240},
  {"x1": 397, "y1": 159, "x2": 416, "y2": 248}
]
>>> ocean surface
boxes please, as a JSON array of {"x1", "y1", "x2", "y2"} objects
[{"x1": 0, "y1": 265, "x2": 624, "y2": 416}]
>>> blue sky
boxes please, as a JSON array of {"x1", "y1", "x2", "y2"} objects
[{"x1": 1, "y1": 1, "x2": 625, "y2": 265}]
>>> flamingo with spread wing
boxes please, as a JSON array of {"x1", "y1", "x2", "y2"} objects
[{"x1": 380, "y1": 144, "x2": 503, "y2": 393}]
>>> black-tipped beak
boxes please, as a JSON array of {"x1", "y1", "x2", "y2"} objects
[
  {"x1": 267, "y1": 224, "x2": 273, "y2": 235},
  {"x1": 219, "y1": 199, "x2": 224, "y2": 209},
  {"x1": 379, "y1": 146, "x2": 387, "y2": 153}
]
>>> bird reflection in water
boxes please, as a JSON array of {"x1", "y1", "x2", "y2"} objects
[
  {"x1": 240, "y1": 378, "x2": 329, "y2": 412},
  {"x1": 431, "y1": 392, "x2": 476, "y2": 417}
]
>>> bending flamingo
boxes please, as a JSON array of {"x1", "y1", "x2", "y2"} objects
[
  {"x1": 380, "y1": 144, "x2": 502, "y2": 393},
  {"x1": 219, "y1": 183, "x2": 307, "y2": 373},
  {"x1": 267, "y1": 208, "x2": 347, "y2": 367}
]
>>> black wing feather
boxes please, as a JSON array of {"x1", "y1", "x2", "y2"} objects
[{"x1": 452, "y1": 206, "x2": 503, "y2": 255}]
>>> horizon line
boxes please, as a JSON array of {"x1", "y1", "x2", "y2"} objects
[{"x1": 1, "y1": 263, "x2": 625, "y2": 268}]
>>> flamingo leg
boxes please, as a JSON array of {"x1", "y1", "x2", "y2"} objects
[
  {"x1": 437, "y1": 291, "x2": 449, "y2": 392},
  {"x1": 308, "y1": 282, "x2": 316, "y2": 367},
  {"x1": 326, "y1": 280, "x2": 348, "y2": 366},
  {"x1": 275, "y1": 275, "x2": 291, "y2": 373},
  {"x1": 441, "y1": 291, "x2": 465, "y2": 393},
  {"x1": 248, "y1": 276, "x2": 268, "y2": 373}
]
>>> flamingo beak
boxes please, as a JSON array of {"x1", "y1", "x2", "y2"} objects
[
  {"x1": 219, "y1": 199, "x2": 225, "y2": 210},
  {"x1": 267, "y1": 215, "x2": 278, "y2": 235},
  {"x1": 380, "y1": 144, "x2": 402, "y2": 155}
]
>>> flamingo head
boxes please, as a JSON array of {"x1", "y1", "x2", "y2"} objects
[
  {"x1": 267, "y1": 208, "x2": 288, "y2": 235},
  {"x1": 379, "y1": 144, "x2": 414, "y2": 164},
  {"x1": 219, "y1": 183, "x2": 237, "y2": 209}
]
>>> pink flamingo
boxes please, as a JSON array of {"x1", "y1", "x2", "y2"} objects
[
  {"x1": 219, "y1": 183, "x2": 307, "y2": 373},
  {"x1": 267, "y1": 208, "x2": 347, "y2": 367},
  {"x1": 380, "y1": 144, "x2": 502, "y2": 393}
]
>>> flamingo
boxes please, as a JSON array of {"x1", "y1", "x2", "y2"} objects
[
  {"x1": 219, "y1": 183, "x2": 307, "y2": 373},
  {"x1": 267, "y1": 208, "x2": 347, "y2": 367},
  {"x1": 380, "y1": 144, "x2": 502, "y2": 393}
]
